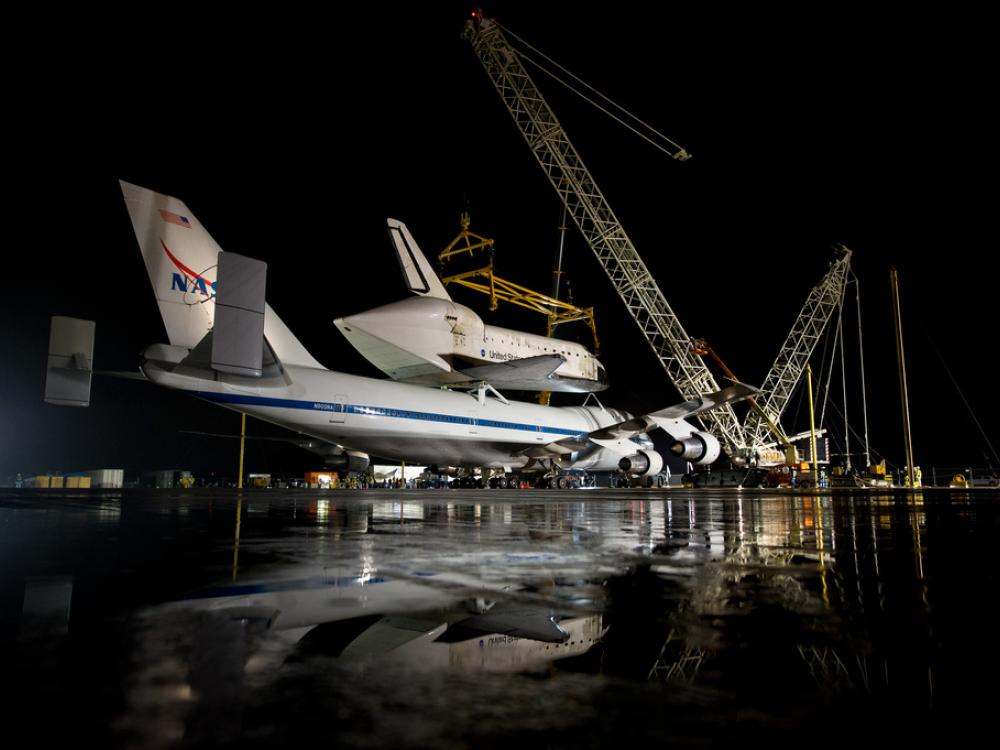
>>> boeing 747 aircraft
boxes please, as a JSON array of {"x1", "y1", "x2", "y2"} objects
[{"x1": 44, "y1": 182, "x2": 754, "y2": 485}]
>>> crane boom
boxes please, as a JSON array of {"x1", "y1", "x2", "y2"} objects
[
  {"x1": 742, "y1": 247, "x2": 853, "y2": 449},
  {"x1": 464, "y1": 15, "x2": 747, "y2": 455}
]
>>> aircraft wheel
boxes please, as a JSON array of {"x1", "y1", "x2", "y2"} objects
[{"x1": 497, "y1": 476, "x2": 509, "y2": 489}]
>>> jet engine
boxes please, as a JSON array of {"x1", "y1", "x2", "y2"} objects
[
  {"x1": 669, "y1": 432, "x2": 720, "y2": 465},
  {"x1": 429, "y1": 465, "x2": 461, "y2": 477},
  {"x1": 324, "y1": 451, "x2": 370, "y2": 473},
  {"x1": 618, "y1": 450, "x2": 664, "y2": 477}
]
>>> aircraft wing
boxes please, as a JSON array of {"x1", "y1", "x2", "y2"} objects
[
  {"x1": 518, "y1": 383, "x2": 757, "y2": 459},
  {"x1": 457, "y1": 354, "x2": 564, "y2": 389}
]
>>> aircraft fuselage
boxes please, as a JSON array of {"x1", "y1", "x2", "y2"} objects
[{"x1": 143, "y1": 355, "x2": 633, "y2": 470}]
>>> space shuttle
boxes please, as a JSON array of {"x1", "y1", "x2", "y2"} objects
[
  {"x1": 44, "y1": 181, "x2": 755, "y2": 484},
  {"x1": 334, "y1": 219, "x2": 608, "y2": 393}
]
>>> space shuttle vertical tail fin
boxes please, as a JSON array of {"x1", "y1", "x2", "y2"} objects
[{"x1": 387, "y1": 219, "x2": 452, "y2": 300}]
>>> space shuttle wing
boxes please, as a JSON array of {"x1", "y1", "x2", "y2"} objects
[
  {"x1": 516, "y1": 383, "x2": 758, "y2": 459},
  {"x1": 457, "y1": 607, "x2": 570, "y2": 643},
  {"x1": 458, "y1": 354, "x2": 565, "y2": 389}
]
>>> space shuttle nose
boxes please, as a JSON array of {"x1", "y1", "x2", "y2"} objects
[
  {"x1": 336, "y1": 306, "x2": 398, "y2": 334},
  {"x1": 335, "y1": 310, "x2": 370, "y2": 332}
]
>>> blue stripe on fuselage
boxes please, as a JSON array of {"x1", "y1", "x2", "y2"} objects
[{"x1": 193, "y1": 391, "x2": 584, "y2": 437}]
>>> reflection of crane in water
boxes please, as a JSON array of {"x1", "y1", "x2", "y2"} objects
[{"x1": 632, "y1": 497, "x2": 892, "y2": 695}]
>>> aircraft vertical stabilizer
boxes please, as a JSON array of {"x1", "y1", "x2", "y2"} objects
[
  {"x1": 120, "y1": 181, "x2": 325, "y2": 370},
  {"x1": 388, "y1": 219, "x2": 452, "y2": 300},
  {"x1": 121, "y1": 180, "x2": 220, "y2": 349}
]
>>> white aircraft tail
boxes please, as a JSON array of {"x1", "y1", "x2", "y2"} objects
[
  {"x1": 387, "y1": 218, "x2": 452, "y2": 300},
  {"x1": 120, "y1": 181, "x2": 324, "y2": 369}
]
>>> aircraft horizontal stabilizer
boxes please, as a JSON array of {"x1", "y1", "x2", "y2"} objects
[{"x1": 93, "y1": 370, "x2": 148, "y2": 381}]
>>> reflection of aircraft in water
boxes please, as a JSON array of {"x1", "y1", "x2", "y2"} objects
[
  {"x1": 156, "y1": 565, "x2": 604, "y2": 673},
  {"x1": 304, "y1": 607, "x2": 605, "y2": 673}
]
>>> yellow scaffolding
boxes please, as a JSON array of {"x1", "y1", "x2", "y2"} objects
[{"x1": 438, "y1": 213, "x2": 600, "y2": 354}]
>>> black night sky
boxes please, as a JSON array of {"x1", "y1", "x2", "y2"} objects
[{"x1": 4, "y1": 3, "x2": 997, "y2": 480}]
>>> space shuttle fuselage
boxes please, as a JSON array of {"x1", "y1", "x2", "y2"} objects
[{"x1": 335, "y1": 296, "x2": 607, "y2": 392}]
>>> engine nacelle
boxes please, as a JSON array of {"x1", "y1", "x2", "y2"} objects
[
  {"x1": 429, "y1": 464, "x2": 461, "y2": 477},
  {"x1": 618, "y1": 450, "x2": 664, "y2": 477},
  {"x1": 324, "y1": 451, "x2": 370, "y2": 474},
  {"x1": 669, "y1": 432, "x2": 721, "y2": 465}
]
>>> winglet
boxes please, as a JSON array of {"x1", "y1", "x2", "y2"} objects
[{"x1": 387, "y1": 219, "x2": 452, "y2": 300}]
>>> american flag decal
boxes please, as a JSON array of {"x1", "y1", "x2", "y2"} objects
[{"x1": 159, "y1": 209, "x2": 192, "y2": 228}]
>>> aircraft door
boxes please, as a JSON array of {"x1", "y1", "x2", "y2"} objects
[{"x1": 329, "y1": 394, "x2": 348, "y2": 423}]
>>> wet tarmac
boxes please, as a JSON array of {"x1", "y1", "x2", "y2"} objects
[{"x1": 2, "y1": 487, "x2": 998, "y2": 747}]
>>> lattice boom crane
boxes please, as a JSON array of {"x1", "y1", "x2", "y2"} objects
[
  {"x1": 464, "y1": 13, "x2": 749, "y2": 456},
  {"x1": 742, "y1": 246, "x2": 853, "y2": 450}
]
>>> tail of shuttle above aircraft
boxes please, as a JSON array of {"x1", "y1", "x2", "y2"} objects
[
  {"x1": 120, "y1": 181, "x2": 325, "y2": 370},
  {"x1": 387, "y1": 218, "x2": 452, "y2": 301}
]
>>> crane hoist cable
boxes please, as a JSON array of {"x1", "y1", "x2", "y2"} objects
[{"x1": 498, "y1": 22, "x2": 690, "y2": 161}]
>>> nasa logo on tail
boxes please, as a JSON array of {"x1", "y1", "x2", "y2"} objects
[{"x1": 159, "y1": 239, "x2": 217, "y2": 299}]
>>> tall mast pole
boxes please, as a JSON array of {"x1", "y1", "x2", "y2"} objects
[{"x1": 890, "y1": 267, "x2": 915, "y2": 488}]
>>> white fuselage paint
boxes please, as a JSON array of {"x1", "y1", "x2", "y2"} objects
[{"x1": 144, "y1": 358, "x2": 632, "y2": 470}]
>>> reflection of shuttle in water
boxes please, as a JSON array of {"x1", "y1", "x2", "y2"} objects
[
  {"x1": 335, "y1": 220, "x2": 608, "y2": 394},
  {"x1": 331, "y1": 611, "x2": 606, "y2": 673},
  {"x1": 160, "y1": 566, "x2": 604, "y2": 673}
]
